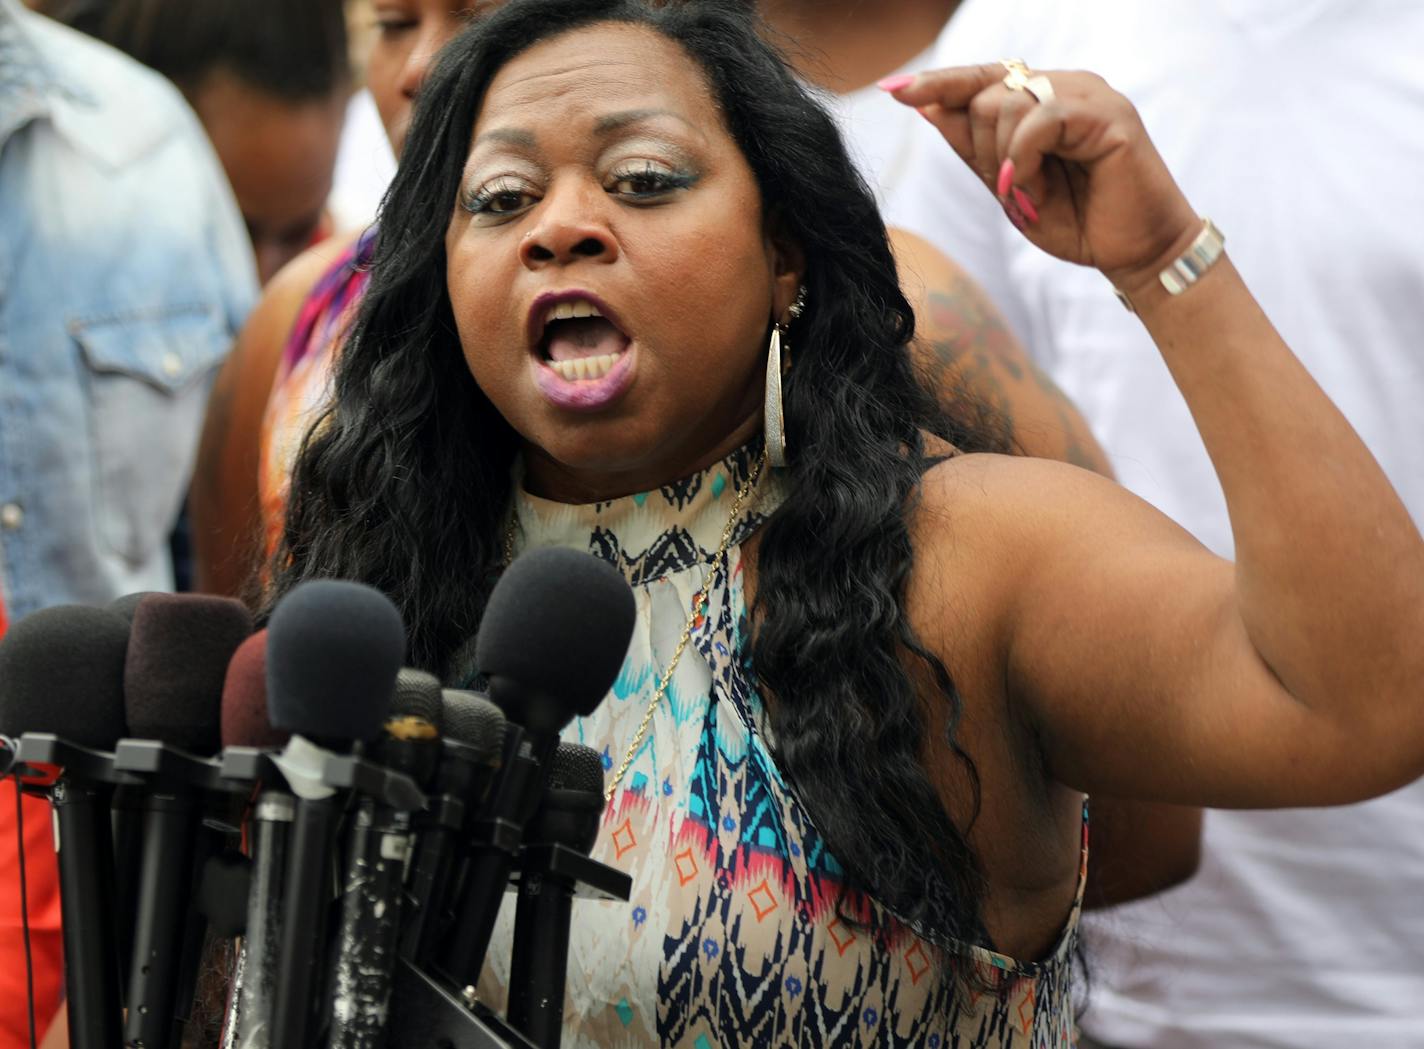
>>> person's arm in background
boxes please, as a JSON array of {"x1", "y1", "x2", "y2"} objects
[
  {"x1": 894, "y1": 227, "x2": 1105, "y2": 470},
  {"x1": 37, "y1": 1008, "x2": 65, "y2": 1049},
  {"x1": 189, "y1": 235, "x2": 358, "y2": 597},
  {"x1": 892, "y1": 227, "x2": 1203, "y2": 907}
]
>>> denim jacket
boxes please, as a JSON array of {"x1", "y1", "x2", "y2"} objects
[{"x1": 0, "y1": 0, "x2": 257, "y2": 619}]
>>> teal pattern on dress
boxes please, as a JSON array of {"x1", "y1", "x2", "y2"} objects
[{"x1": 476, "y1": 444, "x2": 1086, "y2": 1047}]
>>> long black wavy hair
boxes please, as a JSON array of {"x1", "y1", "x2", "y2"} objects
[{"x1": 269, "y1": 0, "x2": 1010, "y2": 968}]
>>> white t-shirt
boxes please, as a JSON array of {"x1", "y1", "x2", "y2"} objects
[
  {"x1": 329, "y1": 87, "x2": 397, "y2": 234},
  {"x1": 820, "y1": 45, "x2": 940, "y2": 206},
  {"x1": 888, "y1": 1, "x2": 1424, "y2": 1045}
]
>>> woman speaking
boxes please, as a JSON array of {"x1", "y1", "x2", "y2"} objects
[{"x1": 266, "y1": 1, "x2": 1424, "y2": 1044}]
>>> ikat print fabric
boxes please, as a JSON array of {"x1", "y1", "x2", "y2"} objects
[{"x1": 476, "y1": 446, "x2": 1086, "y2": 1047}]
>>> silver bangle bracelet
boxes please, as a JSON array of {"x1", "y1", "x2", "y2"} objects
[{"x1": 1113, "y1": 218, "x2": 1225, "y2": 312}]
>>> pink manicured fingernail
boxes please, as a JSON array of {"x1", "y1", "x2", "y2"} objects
[
  {"x1": 877, "y1": 74, "x2": 916, "y2": 93},
  {"x1": 996, "y1": 159, "x2": 1015, "y2": 200},
  {"x1": 1003, "y1": 197, "x2": 1027, "y2": 231},
  {"x1": 1011, "y1": 187, "x2": 1039, "y2": 224}
]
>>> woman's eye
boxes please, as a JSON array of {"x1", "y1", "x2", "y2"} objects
[
  {"x1": 609, "y1": 165, "x2": 696, "y2": 200},
  {"x1": 372, "y1": 11, "x2": 418, "y2": 35},
  {"x1": 463, "y1": 179, "x2": 538, "y2": 217}
]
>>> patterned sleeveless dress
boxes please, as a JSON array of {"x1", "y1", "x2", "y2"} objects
[{"x1": 477, "y1": 445, "x2": 1087, "y2": 1047}]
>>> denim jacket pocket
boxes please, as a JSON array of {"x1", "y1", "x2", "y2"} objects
[{"x1": 71, "y1": 304, "x2": 231, "y2": 567}]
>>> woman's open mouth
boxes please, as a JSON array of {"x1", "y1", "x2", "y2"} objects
[{"x1": 529, "y1": 292, "x2": 637, "y2": 411}]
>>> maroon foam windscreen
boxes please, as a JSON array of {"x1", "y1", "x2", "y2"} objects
[
  {"x1": 220, "y1": 630, "x2": 287, "y2": 749},
  {"x1": 125, "y1": 594, "x2": 254, "y2": 754}
]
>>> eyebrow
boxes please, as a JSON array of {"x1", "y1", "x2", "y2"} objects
[
  {"x1": 473, "y1": 108, "x2": 696, "y2": 150},
  {"x1": 474, "y1": 127, "x2": 538, "y2": 149},
  {"x1": 593, "y1": 108, "x2": 696, "y2": 135}
]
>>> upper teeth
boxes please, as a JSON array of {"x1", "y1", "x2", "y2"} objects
[{"x1": 547, "y1": 300, "x2": 603, "y2": 326}]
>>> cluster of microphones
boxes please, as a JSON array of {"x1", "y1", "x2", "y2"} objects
[{"x1": 0, "y1": 547, "x2": 638, "y2": 1049}]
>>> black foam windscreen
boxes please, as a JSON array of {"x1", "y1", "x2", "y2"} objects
[
  {"x1": 0, "y1": 604, "x2": 131, "y2": 748},
  {"x1": 108, "y1": 591, "x2": 159, "y2": 624},
  {"x1": 393, "y1": 668, "x2": 443, "y2": 728},
  {"x1": 546, "y1": 742, "x2": 604, "y2": 795},
  {"x1": 124, "y1": 594, "x2": 254, "y2": 754},
  {"x1": 475, "y1": 547, "x2": 635, "y2": 721},
  {"x1": 439, "y1": 689, "x2": 506, "y2": 764},
  {"x1": 265, "y1": 580, "x2": 405, "y2": 742}
]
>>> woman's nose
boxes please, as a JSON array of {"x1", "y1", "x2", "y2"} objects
[
  {"x1": 520, "y1": 186, "x2": 620, "y2": 269},
  {"x1": 402, "y1": 15, "x2": 465, "y2": 100}
]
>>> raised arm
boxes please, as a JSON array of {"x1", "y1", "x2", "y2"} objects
[
  {"x1": 892, "y1": 227, "x2": 1203, "y2": 905},
  {"x1": 891, "y1": 67, "x2": 1424, "y2": 808}
]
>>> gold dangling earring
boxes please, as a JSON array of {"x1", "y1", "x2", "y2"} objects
[
  {"x1": 764, "y1": 286, "x2": 807, "y2": 470},
  {"x1": 764, "y1": 322, "x2": 789, "y2": 468}
]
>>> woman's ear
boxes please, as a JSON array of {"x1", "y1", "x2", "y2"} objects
[{"x1": 767, "y1": 220, "x2": 807, "y2": 324}]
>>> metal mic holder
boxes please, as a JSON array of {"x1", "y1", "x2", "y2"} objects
[
  {"x1": 12, "y1": 732, "x2": 139, "y2": 789},
  {"x1": 506, "y1": 845, "x2": 631, "y2": 1049},
  {"x1": 267, "y1": 742, "x2": 428, "y2": 1049},
  {"x1": 510, "y1": 844, "x2": 631, "y2": 902},
  {"x1": 14, "y1": 734, "x2": 140, "y2": 1049},
  {"x1": 396, "y1": 847, "x2": 629, "y2": 1049},
  {"x1": 215, "y1": 746, "x2": 290, "y2": 1048},
  {"x1": 110, "y1": 741, "x2": 238, "y2": 1049},
  {"x1": 390, "y1": 960, "x2": 539, "y2": 1049}
]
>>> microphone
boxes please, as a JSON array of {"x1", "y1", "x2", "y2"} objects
[
  {"x1": 119, "y1": 593, "x2": 253, "y2": 1049},
  {"x1": 436, "y1": 548, "x2": 635, "y2": 992},
  {"x1": 324, "y1": 668, "x2": 442, "y2": 1049},
  {"x1": 507, "y1": 743, "x2": 605, "y2": 1049},
  {"x1": 219, "y1": 629, "x2": 291, "y2": 1049},
  {"x1": 265, "y1": 580, "x2": 405, "y2": 1049},
  {"x1": 0, "y1": 604, "x2": 132, "y2": 1049},
  {"x1": 221, "y1": 628, "x2": 289, "y2": 751},
  {"x1": 105, "y1": 592, "x2": 156, "y2": 1000},
  {"x1": 108, "y1": 590, "x2": 160, "y2": 624},
  {"x1": 400, "y1": 689, "x2": 507, "y2": 965}
]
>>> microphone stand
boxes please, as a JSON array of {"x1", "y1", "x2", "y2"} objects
[
  {"x1": 14, "y1": 733, "x2": 139, "y2": 1049},
  {"x1": 390, "y1": 960, "x2": 538, "y2": 1049},
  {"x1": 507, "y1": 845, "x2": 631, "y2": 1049},
  {"x1": 392, "y1": 848, "x2": 629, "y2": 1049},
  {"x1": 323, "y1": 746, "x2": 429, "y2": 1049},
  {"x1": 216, "y1": 746, "x2": 289, "y2": 1048},
  {"x1": 109, "y1": 740, "x2": 235, "y2": 1049}
]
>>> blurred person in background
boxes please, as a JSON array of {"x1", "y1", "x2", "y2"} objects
[
  {"x1": 888, "y1": 1, "x2": 1424, "y2": 1046},
  {"x1": 40, "y1": 0, "x2": 351, "y2": 285},
  {"x1": 0, "y1": 0, "x2": 256, "y2": 1043},
  {"x1": 757, "y1": 0, "x2": 956, "y2": 206}
]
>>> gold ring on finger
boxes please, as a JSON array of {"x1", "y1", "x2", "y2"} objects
[
  {"x1": 999, "y1": 57, "x2": 1031, "y2": 91},
  {"x1": 1024, "y1": 74, "x2": 1056, "y2": 105}
]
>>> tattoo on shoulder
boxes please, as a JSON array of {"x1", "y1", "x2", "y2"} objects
[{"x1": 917, "y1": 274, "x2": 1109, "y2": 473}]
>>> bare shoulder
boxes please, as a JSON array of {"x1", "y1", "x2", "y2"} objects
[
  {"x1": 915, "y1": 451, "x2": 1131, "y2": 548},
  {"x1": 215, "y1": 229, "x2": 366, "y2": 419},
  {"x1": 190, "y1": 229, "x2": 366, "y2": 594},
  {"x1": 908, "y1": 453, "x2": 1178, "y2": 647},
  {"x1": 245, "y1": 229, "x2": 367, "y2": 354}
]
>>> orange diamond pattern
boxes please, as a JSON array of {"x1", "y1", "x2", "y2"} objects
[
  {"x1": 747, "y1": 879, "x2": 779, "y2": 923},
  {"x1": 826, "y1": 917, "x2": 856, "y2": 957},
  {"x1": 611, "y1": 819, "x2": 637, "y2": 860},
  {"x1": 674, "y1": 847, "x2": 700, "y2": 886},
  {"x1": 904, "y1": 941, "x2": 930, "y2": 986},
  {"x1": 1016, "y1": 979, "x2": 1037, "y2": 1034}
]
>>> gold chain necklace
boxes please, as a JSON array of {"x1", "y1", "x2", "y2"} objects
[{"x1": 503, "y1": 450, "x2": 768, "y2": 804}]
